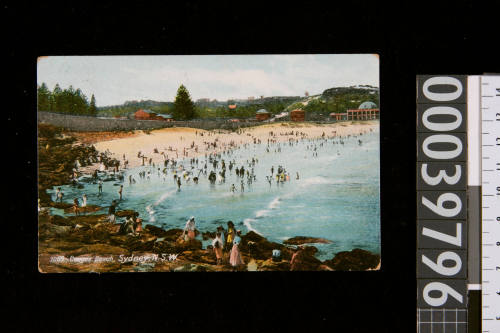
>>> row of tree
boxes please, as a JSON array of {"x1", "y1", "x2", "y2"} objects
[
  {"x1": 38, "y1": 83, "x2": 380, "y2": 120},
  {"x1": 37, "y1": 83, "x2": 97, "y2": 116}
]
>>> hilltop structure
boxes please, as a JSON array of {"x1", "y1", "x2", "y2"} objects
[{"x1": 330, "y1": 101, "x2": 379, "y2": 121}]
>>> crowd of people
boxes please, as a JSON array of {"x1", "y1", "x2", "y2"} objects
[{"x1": 47, "y1": 126, "x2": 374, "y2": 270}]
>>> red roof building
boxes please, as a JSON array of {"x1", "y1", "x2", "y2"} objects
[
  {"x1": 256, "y1": 109, "x2": 270, "y2": 121},
  {"x1": 290, "y1": 109, "x2": 305, "y2": 122},
  {"x1": 134, "y1": 109, "x2": 154, "y2": 120}
]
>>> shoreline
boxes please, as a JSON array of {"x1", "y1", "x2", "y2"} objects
[
  {"x1": 38, "y1": 121, "x2": 381, "y2": 272},
  {"x1": 81, "y1": 121, "x2": 379, "y2": 172}
]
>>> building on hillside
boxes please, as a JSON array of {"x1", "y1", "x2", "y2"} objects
[
  {"x1": 290, "y1": 109, "x2": 305, "y2": 122},
  {"x1": 329, "y1": 112, "x2": 348, "y2": 121},
  {"x1": 228, "y1": 104, "x2": 237, "y2": 110},
  {"x1": 134, "y1": 109, "x2": 154, "y2": 120},
  {"x1": 156, "y1": 114, "x2": 174, "y2": 122},
  {"x1": 346, "y1": 101, "x2": 379, "y2": 120},
  {"x1": 134, "y1": 109, "x2": 173, "y2": 121},
  {"x1": 256, "y1": 109, "x2": 270, "y2": 121}
]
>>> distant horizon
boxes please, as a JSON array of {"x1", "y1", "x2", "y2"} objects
[{"x1": 37, "y1": 55, "x2": 379, "y2": 107}]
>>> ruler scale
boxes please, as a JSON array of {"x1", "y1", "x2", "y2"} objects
[
  {"x1": 480, "y1": 75, "x2": 500, "y2": 332},
  {"x1": 417, "y1": 75, "x2": 500, "y2": 332}
]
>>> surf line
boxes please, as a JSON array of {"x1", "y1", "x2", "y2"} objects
[
  {"x1": 244, "y1": 195, "x2": 284, "y2": 235},
  {"x1": 146, "y1": 190, "x2": 176, "y2": 223}
]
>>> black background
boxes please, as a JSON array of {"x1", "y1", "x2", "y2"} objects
[{"x1": 5, "y1": 1, "x2": 500, "y2": 332}]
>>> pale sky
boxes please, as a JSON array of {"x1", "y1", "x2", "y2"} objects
[{"x1": 37, "y1": 55, "x2": 379, "y2": 107}]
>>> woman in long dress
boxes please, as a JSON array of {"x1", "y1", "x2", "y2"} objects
[
  {"x1": 183, "y1": 216, "x2": 196, "y2": 240},
  {"x1": 229, "y1": 230, "x2": 244, "y2": 269},
  {"x1": 212, "y1": 232, "x2": 223, "y2": 265}
]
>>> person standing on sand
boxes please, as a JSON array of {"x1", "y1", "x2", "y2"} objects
[
  {"x1": 118, "y1": 185, "x2": 123, "y2": 200},
  {"x1": 229, "y1": 230, "x2": 244, "y2": 270}
]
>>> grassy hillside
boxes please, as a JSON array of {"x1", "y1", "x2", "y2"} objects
[{"x1": 96, "y1": 86, "x2": 379, "y2": 119}]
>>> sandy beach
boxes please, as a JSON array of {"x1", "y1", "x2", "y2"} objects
[
  {"x1": 38, "y1": 120, "x2": 381, "y2": 273},
  {"x1": 84, "y1": 121, "x2": 379, "y2": 171}
]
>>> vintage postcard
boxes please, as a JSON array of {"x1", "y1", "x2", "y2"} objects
[{"x1": 37, "y1": 54, "x2": 380, "y2": 272}]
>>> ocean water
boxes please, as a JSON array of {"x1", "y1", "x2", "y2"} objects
[{"x1": 48, "y1": 129, "x2": 380, "y2": 261}]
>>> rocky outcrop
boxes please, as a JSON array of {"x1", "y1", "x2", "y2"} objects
[
  {"x1": 201, "y1": 231, "x2": 216, "y2": 240},
  {"x1": 324, "y1": 248, "x2": 380, "y2": 271},
  {"x1": 283, "y1": 236, "x2": 331, "y2": 245},
  {"x1": 258, "y1": 259, "x2": 291, "y2": 271},
  {"x1": 290, "y1": 248, "x2": 323, "y2": 271},
  {"x1": 144, "y1": 225, "x2": 183, "y2": 241},
  {"x1": 115, "y1": 210, "x2": 137, "y2": 218},
  {"x1": 240, "y1": 231, "x2": 294, "y2": 261}
]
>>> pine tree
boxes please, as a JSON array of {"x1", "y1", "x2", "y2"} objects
[
  {"x1": 52, "y1": 84, "x2": 62, "y2": 112},
  {"x1": 37, "y1": 83, "x2": 51, "y2": 111},
  {"x1": 173, "y1": 84, "x2": 196, "y2": 120},
  {"x1": 89, "y1": 94, "x2": 97, "y2": 116}
]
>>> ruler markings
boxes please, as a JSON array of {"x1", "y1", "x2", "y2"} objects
[{"x1": 481, "y1": 75, "x2": 500, "y2": 333}]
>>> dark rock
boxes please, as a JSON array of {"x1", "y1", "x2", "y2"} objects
[
  {"x1": 240, "y1": 231, "x2": 293, "y2": 261},
  {"x1": 290, "y1": 249, "x2": 323, "y2": 271},
  {"x1": 108, "y1": 234, "x2": 157, "y2": 252},
  {"x1": 49, "y1": 215, "x2": 74, "y2": 226},
  {"x1": 177, "y1": 239, "x2": 203, "y2": 252},
  {"x1": 66, "y1": 214, "x2": 108, "y2": 225},
  {"x1": 152, "y1": 236, "x2": 202, "y2": 254},
  {"x1": 50, "y1": 202, "x2": 73, "y2": 209},
  {"x1": 152, "y1": 240, "x2": 178, "y2": 254},
  {"x1": 180, "y1": 249, "x2": 217, "y2": 265},
  {"x1": 324, "y1": 248, "x2": 380, "y2": 271},
  {"x1": 115, "y1": 210, "x2": 137, "y2": 218},
  {"x1": 144, "y1": 225, "x2": 169, "y2": 237},
  {"x1": 163, "y1": 228, "x2": 184, "y2": 241},
  {"x1": 258, "y1": 259, "x2": 291, "y2": 271},
  {"x1": 144, "y1": 227, "x2": 183, "y2": 242},
  {"x1": 283, "y1": 236, "x2": 331, "y2": 245},
  {"x1": 202, "y1": 231, "x2": 216, "y2": 240}
]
